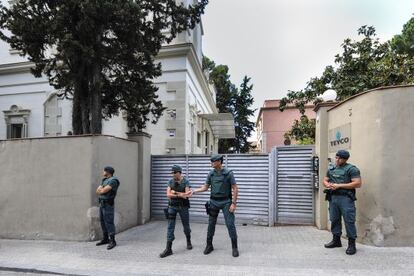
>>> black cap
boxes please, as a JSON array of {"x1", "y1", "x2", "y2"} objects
[
  {"x1": 104, "y1": 166, "x2": 115, "y2": 175},
  {"x1": 336, "y1": 150, "x2": 350, "y2": 159},
  {"x1": 210, "y1": 154, "x2": 223, "y2": 162},
  {"x1": 171, "y1": 164, "x2": 182, "y2": 172}
]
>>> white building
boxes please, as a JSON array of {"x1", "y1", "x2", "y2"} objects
[{"x1": 0, "y1": 0, "x2": 234, "y2": 154}]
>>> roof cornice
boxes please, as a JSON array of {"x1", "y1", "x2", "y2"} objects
[{"x1": 0, "y1": 61, "x2": 33, "y2": 74}]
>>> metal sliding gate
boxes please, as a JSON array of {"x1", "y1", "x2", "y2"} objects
[
  {"x1": 151, "y1": 154, "x2": 270, "y2": 225},
  {"x1": 151, "y1": 146, "x2": 315, "y2": 226}
]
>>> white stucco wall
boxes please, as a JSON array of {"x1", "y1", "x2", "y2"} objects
[
  {"x1": 0, "y1": 72, "x2": 127, "y2": 139},
  {"x1": 187, "y1": 61, "x2": 214, "y2": 114},
  {"x1": 0, "y1": 37, "x2": 26, "y2": 65},
  {"x1": 143, "y1": 81, "x2": 169, "y2": 154},
  {"x1": 146, "y1": 51, "x2": 217, "y2": 155},
  {"x1": 0, "y1": 71, "x2": 51, "y2": 138}
]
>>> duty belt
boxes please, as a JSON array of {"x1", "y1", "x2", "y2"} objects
[
  {"x1": 210, "y1": 195, "x2": 230, "y2": 200},
  {"x1": 99, "y1": 198, "x2": 114, "y2": 206},
  {"x1": 169, "y1": 200, "x2": 190, "y2": 207},
  {"x1": 325, "y1": 189, "x2": 356, "y2": 201}
]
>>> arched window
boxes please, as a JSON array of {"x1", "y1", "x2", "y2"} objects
[{"x1": 44, "y1": 93, "x2": 62, "y2": 136}]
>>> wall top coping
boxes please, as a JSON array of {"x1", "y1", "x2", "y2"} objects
[
  {"x1": 0, "y1": 134, "x2": 138, "y2": 144},
  {"x1": 327, "y1": 84, "x2": 414, "y2": 112},
  {"x1": 314, "y1": 102, "x2": 337, "y2": 112},
  {"x1": 126, "y1": 132, "x2": 152, "y2": 139}
]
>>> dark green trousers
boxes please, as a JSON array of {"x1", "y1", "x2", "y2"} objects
[
  {"x1": 329, "y1": 194, "x2": 357, "y2": 239},
  {"x1": 207, "y1": 199, "x2": 237, "y2": 240}
]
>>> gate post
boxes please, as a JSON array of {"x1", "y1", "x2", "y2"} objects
[
  {"x1": 268, "y1": 148, "x2": 277, "y2": 226},
  {"x1": 314, "y1": 103, "x2": 336, "y2": 229},
  {"x1": 127, "y1": 131, "x2": 152, "y2": 225}
]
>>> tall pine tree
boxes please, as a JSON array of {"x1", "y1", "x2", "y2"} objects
[
  {"x1": 233, "y1": 76, "x2": 256, "y2": 153},
  {"x1": 203, "y1": 56, "x2": 255, "y2": 153}
]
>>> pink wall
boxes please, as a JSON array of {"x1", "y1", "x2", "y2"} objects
[{"x1": 258, "y1": 100, "x2": 315, "y2": 152}]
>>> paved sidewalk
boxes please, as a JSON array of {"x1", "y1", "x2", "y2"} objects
[{"x1": 1, "y1": 221, "x2": 414, "y2": 276}]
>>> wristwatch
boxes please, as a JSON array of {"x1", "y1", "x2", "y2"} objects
[{"x1": 232, "y1": 201, "x2": 237, "y2": 205}]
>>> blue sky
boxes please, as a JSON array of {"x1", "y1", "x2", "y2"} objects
[{"x1": 202, "y1": 0, "x2": 414, "y2": 113}]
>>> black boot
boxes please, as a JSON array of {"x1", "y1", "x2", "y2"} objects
[
  {"x1": 231, "y1": 238, "x2": 239, "y2": 257},
  {"x1": 107, "y1": 235, "x2": 116, "y2": 250},
  {"x1": 203, "y1": 239, "x2": 214, "y2": 255},
  {"x1": 324, "y1": 235, "x2": 342, "y2": 248},
  {"x1": 160, "y1": 241, "x2": 173, "y2": 258},
  {"x1": 346, "y1": 238, "x2": 357, "y2": 255},
  {"x1": 96, "y1": 234, "x2": 109, "y2": 246},
  {"x1": 186, "y1": 236, "x2": 193, "y2": 250}
]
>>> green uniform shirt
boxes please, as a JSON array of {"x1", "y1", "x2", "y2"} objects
[
  {"x1": 206, "y1": 168, "x2": 236, "y2": 198},
  {"x1": 326, "y1": 163, "x2": 361, "y2": 184},
  {"x1": 99, "y1": 176, "x2": 120, "y2": 200},
  {"x1": 168, "y1": 177, "x2": 190, "y2": 192},
  {"x1": 168, "y1": 176, "x2": 190, "y2": 207}
]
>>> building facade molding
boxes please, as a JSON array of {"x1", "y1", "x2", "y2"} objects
[
  {"x1": 0, "y1": 61, "x2": 34, "y2": 75},
  {"x1": 158, "y1": 43, "x2": 217, "y2": 114}
]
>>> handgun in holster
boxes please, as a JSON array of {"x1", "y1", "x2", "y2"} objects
[
  {"x1": 163, "y1": 207, "x2": 169, "y2": 219},
  {"x1": 204, "y1": 201, "x2": 210, "y2": 215},
  {"x1": 323, "y1": 189, "x2": 332, "y2": 201}
]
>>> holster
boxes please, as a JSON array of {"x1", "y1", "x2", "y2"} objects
[
  {"x1": 204, "y1": 201, "x2": 210, "y2": 215},
  {"x1": 323, "y1": 189, "x2": 332, "y2": 202},
  {"x1": 324, "y1": 189, "x2": 357, "y2": 201},
  {"x1": 163, "y1": 207, "x2": 169, "y2": 219}
]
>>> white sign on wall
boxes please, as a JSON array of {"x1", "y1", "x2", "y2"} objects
[{"x1": 328, "y1": 123, "x2": 351, "y2": 152}]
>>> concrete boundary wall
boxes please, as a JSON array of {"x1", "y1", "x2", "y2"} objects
[
  {"x1": 0, "y1": 135, "x2": 139, "y2": 241},
  {"x1": 315, "y1": 85, "x2": 414, "y2": 246}
]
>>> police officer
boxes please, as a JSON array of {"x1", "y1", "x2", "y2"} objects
[
  {"x1": 96, "y1": 166, "x2": 120, "y2": 250},
  {"x1": 323, "y1": 150, "x2": 362, "y2": 255},
  {"x1": 191, "y1": 154, "x2": 239, "y2": 257},
  {"x1": 159, "y1": 165, "x2": 192, "y2": 258}
]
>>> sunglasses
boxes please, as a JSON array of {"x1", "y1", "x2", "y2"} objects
[{"x1": 172, "y1": 171, "x2": 181, "y2": 174}]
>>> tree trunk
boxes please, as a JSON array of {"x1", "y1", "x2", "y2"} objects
[
  {"x1": 90, "y1": 64, "x2": 102, "y2": 134},
  {"x1": 72, "y1": 61, "x2": 90, "y2": 135},
  {"x1": 72, "y1": 83, "x2": 83, "y2": 135},
  {"x1": 80, "y1": 79, "x2": 90, "y2": 134},
  {"x1": 89, "y1": 30, "x2": 103, "y2": 134}
]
